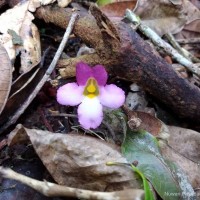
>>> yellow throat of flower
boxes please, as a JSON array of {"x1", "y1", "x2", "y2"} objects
[{"x1": 83, "y1": 78, "x2": 99, "y2": 98}]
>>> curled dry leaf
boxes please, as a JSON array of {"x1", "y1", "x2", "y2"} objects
[
  {"x1": 134, "y1": 0, "x2": 200, "y2": 36},
  {"x1": 161, "y1": 126, "x2": 200, "y2": 189},
  {"x1": 0, "y1": 1, "x2": 41, "y2": 73},
  {"x1": 8, "y1": 124, "x2": 141, "y2": 191},
  {"x1": 123, "y1": 106, "x2": 169, "y2": 139},
  {"x1": 0, "y1": 45, "x2": 12, "y2": 115}
]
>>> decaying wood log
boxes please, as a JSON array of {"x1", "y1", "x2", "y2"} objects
[{"x1": 36, "y1": 5, "x2": 200, "y2": 123}]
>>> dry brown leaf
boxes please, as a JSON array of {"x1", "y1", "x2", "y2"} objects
[
  {"x1": 132, "y1": 111, "x2": 169, "y2": 138},
  {"x1": 161, "y1": 126, "x2": 200, "y2": 189},
  {"x1": 166, "y1": 126, "x2": 200, "y2": 164},
  {"x1": 8, "y1": 125, "x2": 141, "y2": 191},
  {"x1": 100, "y1": 0, "x2": 137, "y2": 18},
  {"x1": 134, "y1": 0, "x2": 200, "y2": 36},
  {"x1": 0, "y1": 1, "x2": 41, "y2": 73},
  {"x1": 18, "y1": 16, "x2": 41, "y2": 73},
  {"x1": 0, "y1": 45, "x2": 12, "y2": 115},
  {"x1": 123, "y1": 105, "x2": 169, "y2": 139}
]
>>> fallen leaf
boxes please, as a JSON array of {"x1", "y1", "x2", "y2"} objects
[
  {"x1": 122, "y1": 105, "x2": 169, "y2": 139},
  {"x1": 122, "y1": 129, "x2": 191, "y2": 200},
  {"x1": 8, "y1": 124, "x2": 141, "y2": 191},
  {"x1": 0, "y1": 45, "x2": 12, "y2": 115},
  {"x1": 161, "y1": 126, "x2": 200, "y2": 190},
  {"x1": 167, "y1": 126, "x2": 200, "y2": 163},
  {"x1": 134, "y1": 0, "x2": 200, "y2": 36},
  {"x1": 18, "y1": 13, "x2": 41, "y2": 73},
  {"x1": 161, "y1": 144, "x2": 200, "y2": 194},
  {"x1": 0, "y1": 1, "x2": 41, "y2": 73}
]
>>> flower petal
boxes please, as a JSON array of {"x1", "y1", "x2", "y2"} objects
[
  {"x1": 99, "y1": 84, "x2": 125, "y2": 108},
  {"x1": 57, "y1": 83, "x2": 84, "y2": 106},
  {"x1": 76, "y1": 62, "x2": 92, "y2": 85},
  {"x1": 78, "y1": 97, "x2": 103, "y2": 129},
  {"x1": 92, "y1": 65, "x2": 108, "y2": 86}
]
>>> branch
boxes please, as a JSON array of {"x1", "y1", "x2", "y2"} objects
[
  {"x1": 36, "y1": 5, "x2": 200, "y2": 123},
  {"x1": 0, "y1": 167, "x2": 144, "y2": 200}
]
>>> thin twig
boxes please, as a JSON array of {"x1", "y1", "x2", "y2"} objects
[
  {"x1": 125, "y1": 10, "x2": 200, "y2": 78},
  {"x1": 0, "y1": 12, "x2": 78, "y2": 134},
  {"x1": 0, "y1": 167, "x2": 144, "y2": 200},
  {"x1": 176, "y1": 38, "x2": 200, "y2": 45},
  {"x1": 164, "y1": 33, "x2": 200, "y2": 63}
]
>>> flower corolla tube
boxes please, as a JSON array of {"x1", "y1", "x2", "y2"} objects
[{"x1": 57, "y1": 62, "x2": 125, "y2": 129}]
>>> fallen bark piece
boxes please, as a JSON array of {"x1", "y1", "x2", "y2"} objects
[{"x1": 36, "y1": 5, "x2": 200, "y2": 123}]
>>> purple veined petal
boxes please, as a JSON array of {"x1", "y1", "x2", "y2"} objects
[
  {"x1": 78, "y1": 97, "x2": 103, "y2": 129},
  {"x1": 92, "y1": 65, "x2": 108, "y2": 86},
  {"x1": 99, "y1": 84, "x2": 125, "y2": 109},
  {"x1": 57, "y1": 83, "x2": 84, "y2": 106},
  {"x1": 76, "y1": 62, "x2": 93, "y2": 85}
]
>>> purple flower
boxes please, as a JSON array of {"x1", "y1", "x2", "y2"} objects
[{"x1": 57, "y1": 62, "x2": 125, "y2": 129}]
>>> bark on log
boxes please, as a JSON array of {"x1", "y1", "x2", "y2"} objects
[{"x1": 36, "y1": 5, "x2": 200, "y2": 123}]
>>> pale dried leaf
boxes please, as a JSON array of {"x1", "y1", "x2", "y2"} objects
[
  {"x1": 8, "y1": 125, "x2": 141, "y2": 191},
  {"x1": 134, "y1": 0, "x2": 200, "y2": 36},
  {"x1": 167, "y1": 126, "x2": 200, "y2": 163},
  {"x1": 18, "y1": 19, "x2": 41, "y2": 73},
  {"x1": 161, "y1": 126, "x2": 200, "y2": 189},
  {"x1": 0, "y1": 1, "x2": 41, "y2": 73},
  {"x1": 0, "y1": 45, "x2": 12, "y2": 115}
]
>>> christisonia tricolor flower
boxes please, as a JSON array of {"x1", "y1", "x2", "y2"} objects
[{"x1": 57, "y1": 62, "x2": 125, "y2": 129}]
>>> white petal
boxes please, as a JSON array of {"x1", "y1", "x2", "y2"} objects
[
  {"x1": 99, "y1": 84, "x2": 125, "y2": 108},
  {"x1": 78, "y1": 97, "x2": 103, "y2": 129},
  {"x1": 57, "y1": 83, "x2": 84, "y2": 106}
]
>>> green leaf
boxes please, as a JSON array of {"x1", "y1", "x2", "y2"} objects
[
  {"x1": 122, "y1": 129, "x2": 181, "y2": 200},
  {"x1": 130, "y1": 164, "x2": 155, "y2": 200},
  {"x1": 96, "y1": 0, "x2": 113, "y2": 6}
]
